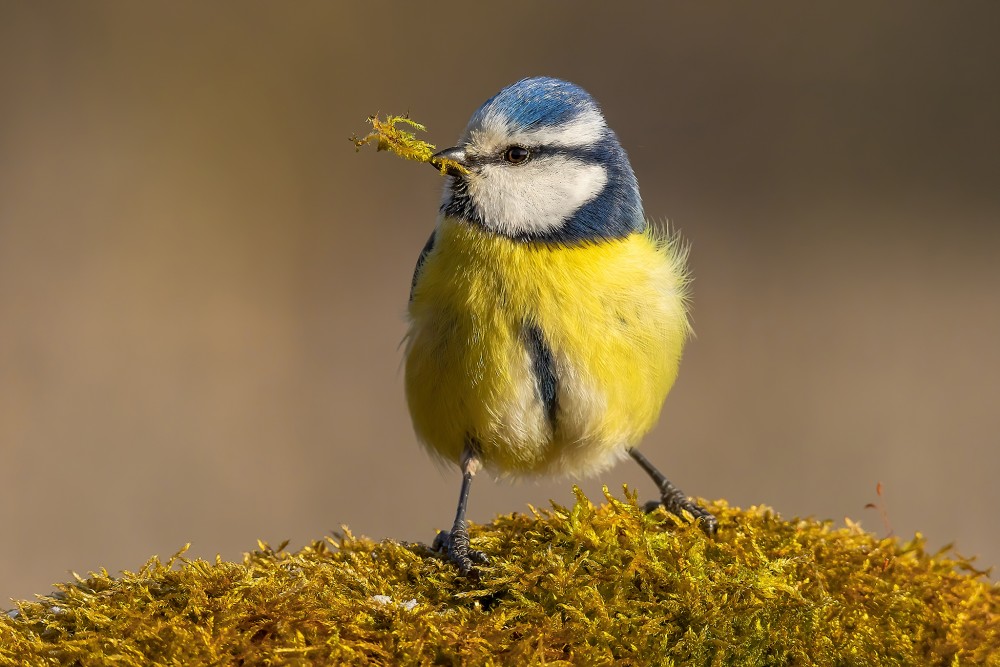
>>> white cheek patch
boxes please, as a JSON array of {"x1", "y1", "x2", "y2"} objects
[{"x1": 467, "y1": 156, "x2": 608, "y2": 236}]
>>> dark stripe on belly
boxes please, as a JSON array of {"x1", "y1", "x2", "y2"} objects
[
  {"x1": 409, "y1": 230, "x2": 437, "y2": 302},
  {"x1": 524, "y1": 323, "x2": 558, "y2": 429}
]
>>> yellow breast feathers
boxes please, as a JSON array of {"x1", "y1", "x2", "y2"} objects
[{"x1": 405, "y1": 218, "x2": 691, "y2": 478}]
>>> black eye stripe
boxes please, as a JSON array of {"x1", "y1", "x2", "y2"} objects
[
  {"x1": 531, "y1": 146, "x2": 601, "y2": 161},
  {"x1": 462, "y1": 145, "x2": 601, "y2": 169}
]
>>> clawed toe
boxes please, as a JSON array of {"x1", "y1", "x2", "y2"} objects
[
  {"x1": 629, "y1": 450, "x2": 718, "y2": 537},
  {"x1": 642, "y1": 499, "x2": 663, "y2": 514},
  {"x1": 432, "y1": 530, "x2": 489, "y2": 578},
  {"x1": 643, "y1": 498, "x2": 718, "y2": 537}
]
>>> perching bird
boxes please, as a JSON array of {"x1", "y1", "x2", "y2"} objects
[{"x1": 405, "y1": 76, "x2": 716, "y2": 577}]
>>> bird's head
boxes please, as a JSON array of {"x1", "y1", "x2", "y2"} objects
[{"x1": 433, "y1": 77, "x2": 644, "y2": 244}]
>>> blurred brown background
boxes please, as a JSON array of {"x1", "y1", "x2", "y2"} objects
[{"x1": 1, "y1": 2, "x2": 998, "y2": 603}]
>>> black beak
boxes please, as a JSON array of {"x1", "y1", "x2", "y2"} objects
[{"x1": 430, "y1": 146, "x2": 468, "y2": 177}]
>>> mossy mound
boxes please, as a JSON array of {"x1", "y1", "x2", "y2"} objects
[{"x1": 2, "y1": 488, "x2": 998, "y2": 666}]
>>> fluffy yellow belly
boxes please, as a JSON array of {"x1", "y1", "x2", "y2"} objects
[{"x1": 405, "y1": 218, "x2": 690, "y2": 478}]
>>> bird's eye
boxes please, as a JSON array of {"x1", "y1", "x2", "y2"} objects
[{"x1": 503, "y1": 146, "x2": 530, "y2": 165}]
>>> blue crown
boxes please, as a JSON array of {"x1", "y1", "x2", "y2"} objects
[{"x1": 468, "y1": 77, "x2": 598, "y2": 133}]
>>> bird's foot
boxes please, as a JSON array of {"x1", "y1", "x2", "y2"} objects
[
  {"x1": 644, "y1": 494, "x2": 718, "y2": 537},
  {"x1": 432, "y1": 525, "x2": 489, "y2": 579}
]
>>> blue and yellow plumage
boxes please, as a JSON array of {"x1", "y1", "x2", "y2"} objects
[{"x1": 404, "y1": 77, "x2": 716, "y2": 576}]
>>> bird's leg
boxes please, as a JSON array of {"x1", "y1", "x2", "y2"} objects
[
  {"x1": 630, "y1": 448, "x2": 718, "y2": 537},
  {"x1": 432, "y1": 442, "x2": 489, "y2": 578}
]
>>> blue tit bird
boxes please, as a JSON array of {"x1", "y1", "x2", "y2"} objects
[{"x1": 405, "y1": 76, "x2": 716, "y2": 577}]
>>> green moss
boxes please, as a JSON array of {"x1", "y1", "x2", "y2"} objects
[
  {"x1": 350, "y1": 114, "x2": 468, "y2": 175},
  {"x1": 2, "y1": 488, "x2": 997, "y2": 666}
]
